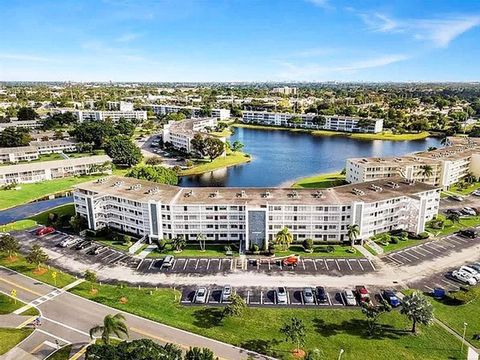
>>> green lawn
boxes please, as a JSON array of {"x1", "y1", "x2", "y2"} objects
[
  {"x1": 0, "y1": 293, "x2": 39, "y2": 316},
  {"x1": 0, "y1": 153, "x2": 65, "y2": 167},
  {"x1": 209, "y1": 128, "x2": 232, "y2": 138},
  {"x1": 0, "y1": 252, "x2": 76, "y2": 288},
  {"x1": 292, "y1": 172, "x2": 346, "y2": 189},
  {"x1": 273, "y1": 244, "x2": 363, "y2": 258},
  {"x1": 148, "y1": 244, "x2": 238, "y2": 258},
  {"x1": 374, "y1": 238, "x2": 424, "y2": 254},
  {"x1": 29, "y1": 204, "x2": 75, "y2": 225},
  {"x1": 180, "y1": 151, "x2": 251, "y2": 176},
  {"x1": 430, "y1": 286, "x2": 480, "y2": 347},
  {"x1": 426, "y1": 214, "x2": 480, "y2": 237},
  {"x1": 0, "y1": 219, "x2": 37, "y2": 233},
  {"x1": 45, "y1": 345, "x2": 72, "y2": 360},
  {"x1": 67, "y1": 150, "x2": 106, "y2": 159},
  {"x1": 449, "y1": 181, "x2": 480, "y2": 196},
  {"x1": 0, "y1": 328, "x2": 33, "y2": 355},
  {"x1": 96, "y1": 238, "x2": 132, "y2": 252},
  {"x1": 70, "y1": 281, "x2": 462, "y2": 360}
]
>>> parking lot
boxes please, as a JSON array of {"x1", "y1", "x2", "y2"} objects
[
  {"x1": 381, "y1": 232, "x2": 479, "y2": 267},
  {"x1": 136, "y1": 257, "x2": 234, "y2": 274},
  {"x1": 179, "y1": 284, "x2": 392, "y2": 309}
]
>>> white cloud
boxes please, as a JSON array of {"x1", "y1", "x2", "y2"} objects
[
  {"x1": 0, "y1": 53, "x2": 53, "y2": 62},
  {"x1": 359, "y1": 12, "x2": 480, "y2": 47},
  {"x1": 116, "y1": 32, "x2": 142, "y2": 43},
  {"x1": 277, "y1": 54, "x2": 409, "y2": 79}
]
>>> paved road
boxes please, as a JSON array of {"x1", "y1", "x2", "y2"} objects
[
  {"x1": 0, "y1": 197, "x2": 72, "y2": 225},
  {"x1": 0, "y1": 267, "x2": 270, "y2": 360}
]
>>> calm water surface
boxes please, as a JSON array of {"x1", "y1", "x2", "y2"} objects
[{"x1": 179, "y1": 128, "x2": 442, "y2": 188}]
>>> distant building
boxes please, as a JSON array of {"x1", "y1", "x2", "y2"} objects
[
  {"x1": 0, "y1": 155, "x2": 111, "y2": 185},
  {"x1": 241, "y1": 111, "x2": 384, "y2": 134},
  {"x1": 54, "y1": 109, "x2": 147, "y2": 123},
  {"x1": 0, "y1": 140, "x2": 77, "y2": 164},
  {"x1": 272, "y1": 86, "x2": 298, "y2": 95},
  {"x1": 148, "y1": 104, "x2": 230, "y2": 120},
  {"x1": 162, "y1": 118, "x2": 221, "y2": 153},
  {"x1": 107, "y1": 101, "x2": 134, "y2": 111},
  {"x1": 0, "y1": 120, "x2": 41, "y2": 132},
  {"x1": 73, "y1": 176, "x2": 439, "y2": 247}
]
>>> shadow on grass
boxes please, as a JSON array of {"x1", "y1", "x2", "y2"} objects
[
  {"x1": 192, "y1": 307, "x2": 224, "y2": 328},
  {"x1": 240, "y1": 338, "x2": 282, "y2": 358}
]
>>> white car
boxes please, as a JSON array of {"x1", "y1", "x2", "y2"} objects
[
  {"x1": 58, "y1": 237, "x2": 81, "y2": 248},
  {"x1": 462, "y1": 207, "x2": 476, "y2": 216},
  {"x1": 472, "y1": 189, "x2": 480, "y2": 196},
  {"x1": 459, "y1": 266, "x2": 480, "y2": 281},
  {"x1": 194, "y1": 287, "x2": 208, "y2": 303},
  {"x1": 276, "y1": 287, "x2": 288, "y2": 304},
  {"x1": 343, "y1": 289, "x2": 357, "y2": 306},
  {"x1": 452, "y1": 270, "x2": 477, "y2": 285},
  {"x1": 221, "y1": 285, "x2": 232, "y2": 302}
]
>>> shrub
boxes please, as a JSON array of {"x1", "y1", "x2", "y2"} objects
[
  {"x1": 303, "y1": 238, "x2": 314, "y2": 251},
  {"x1": 390, "y1": 236, "x2": 399, "y2": 244},
  {"x1": 185, "y1": 159, "x2": 194, "y2": 167},
  {"x1": 145, "y1": 157, "x2": 163, "y2": 165},
  {"x1": 252, "y1": 244, "x2": 260, "y2": 254},
  {"x1": 326, "y1": 245, "x2": 335, "y2": 253},
  {"x1": 157, "y1": 239, "x2": 167, "y2": 252},
  {"x1": 418, "y1": 232, "x2": 430, "y2": 239},
  {"x1": 346, "y1": 247, "x2": 356, "y2": 254},
  {"x1": 447, "y1": 288, "x2": 477, "y2": 305}
]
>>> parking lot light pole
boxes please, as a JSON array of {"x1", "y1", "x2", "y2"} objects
[
  {"x1": 338, "y1": 348, "x2": 344, "y2": 360},
  {"x1": 461, "y1": 322, "x2": 468, "y2": 353}
]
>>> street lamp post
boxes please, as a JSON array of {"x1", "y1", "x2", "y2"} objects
[
  {"x1": 461, "y1": 322, "x2": 468, "y2": 353},
  {"x1": 338, "y1": 348, "x2": 345, "y2": 360}
]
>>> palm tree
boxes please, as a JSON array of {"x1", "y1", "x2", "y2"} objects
[
  {"x1": 446, "y1": 212, "x2": 460, "y2": 226},
  {"x1": 0, "y1": 235, "x2": 20, "y2": 260},
  {"x1": 26, "y1": 244, "x2": 48, "y2": 270},
  {"x1": 275, "y1": 227, "x2": 293, "y2": 251},
  {"x1": 172, "y1": 235, "x2": 186, "y2": 252},
  {"x1": 196, "y1": 233, "x2": 206, "y2": 252},
  {"x1": 419, "y1": 164, "x2": 433, "y2": 182},
  {"x1": 400, "y1": 292, "x2": 433, "y2": 334},
  {"x1": 464, "y1": 172, "x2": 477, "y2": 185},
  {"x1": 347, "y1": 224, "x2": 360, "y2": 247},
  {"x1": 89, "y1": 313, "x2": 129, "y2": 344},
  {"x1": 440, "y1": 136, "x2": 450, "y2": 147}
]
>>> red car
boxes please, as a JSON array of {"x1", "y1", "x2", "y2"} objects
[
  {"x1": 35, "y1": 226, "x2": 55, "y2": 236},
  {"x1": 282, "y1": 256, "x2": 298, "y2": 267},
  {"x1": 355, "y1": 285, "x2": 370, "y2": 303}
]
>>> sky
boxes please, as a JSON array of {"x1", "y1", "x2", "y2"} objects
[{"x1": 1, "y1": 0, "x2": 480, "y2": 82}]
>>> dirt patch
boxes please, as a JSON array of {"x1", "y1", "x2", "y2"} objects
[
  {"x1": 90, "y1": 288, "x2": 98, "y2": 295},
  {"x1": 292, "y1": 349, "x2": 306, "y2": 358},
  {"x1": 4, "y1": 256, "x2": 18, "y2": 263},
  {"x1": 119, "y1": 296, "x2": 128, "y2": 304},
  {"x1": 32, "y1": 267, "x2": 48, "y2": 276}
]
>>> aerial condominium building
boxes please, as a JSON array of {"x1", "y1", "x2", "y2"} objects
[
  {"x1": 54, "y1": 109, "x2": 147, "y2": 123},
  {"x1": 346, "y1": 137, "x2": 480, "y2": 188},
  {"x1": 241, "y1": 111, "x2": 383, "y2": 133},
  {"x1": 0, "y1": 120, "x2": 41, "y2": 132},
  {"x1": 0, "y1": 140, "x2": 77, "y2": 164},
  {"x1": 0, "y1": 155, "x2": 111, "y2": 185},
  {"x1": 162, "y1": 118, "x2": 223, "y2": 153},
  {"x1": 148, "y1": 104, "x2": 231, "y2": 120},
  {"x1": 73, "y1": 176, "x2": 439, "y2": 250}
]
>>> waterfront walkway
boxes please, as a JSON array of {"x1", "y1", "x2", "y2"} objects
[{"x1": 0, "y1": 197, "x2": 73, "y2": 225}]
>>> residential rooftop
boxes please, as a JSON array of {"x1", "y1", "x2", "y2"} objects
[{"x1": 75, "y1": 175, "x2": 439, "y2": 206}]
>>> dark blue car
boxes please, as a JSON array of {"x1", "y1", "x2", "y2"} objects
[{"x1": 383, "y1": 290, "x2": 400, "y2": 307}]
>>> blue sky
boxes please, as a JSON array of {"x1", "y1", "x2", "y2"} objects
[{"x1": 1, "y1": 0, "x2": 480, "y2": 82}]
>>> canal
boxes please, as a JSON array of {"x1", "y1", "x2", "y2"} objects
[{"x1": 179, "y1": 127, "x2": 442, "y2": 188}]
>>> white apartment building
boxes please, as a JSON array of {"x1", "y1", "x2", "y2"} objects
[
  {"x1": 346, "y1": 137, "x2": 480, "y2": 188},
  {"x1": 0, "y1": 155, "x2": 111, "y2": 185},
  {"x1": 241, "y1": 111, "x2": 384, "y2": 134},
  {"x1": 0, "y1": 120, "x2": 41, "y2": 132},
  {"x1": 53, "y1": 109, "x2": 147, "y2": 123},
  {"x1": 73, "y1": 176, "x2": 439, "y2": 249},
  {"x1": 107, "y1": 101, "x2": 134, "y2": 111},
  {"x1": 0, "y1": 141, "x2": 78, "y2": 164},
  {"x1": 149, "y1": 104, "x2": 231, "y2": 120},
  {"x1": 162, "y1": 118, "x2": 220, "y2": 153},
  {"x1": 272, "y1": 86, "x2": 298, "y2": 95}
]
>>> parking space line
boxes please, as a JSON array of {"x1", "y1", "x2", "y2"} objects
[
  {"x1": 368, "y1": 260, "x2": 376, "y2": 271},
  {"x1": 433, "y1": 242, "x2": 448, "y2": 251},
  {"x1": 393, "y1": 253, "x2": 412, "y2": 262},
  {"x1": 206, "y1": 259, "x2": 211, "y2": 270},
  {"x1": 326, "y1": 292, "x2": 332, "y2": 306},
  {"x1": 171, "y1": 260, "x2": 177, "y2": 270},
  {"x1": 346, "y1": 260, "x2": 352, "y2": 271},
  {"x1": 194, "y1": 259, "x2": 200, "y2": 270},
  {"x1": 410, "y1": 248, "x2": 427, "y2": 257},
  {"x1": 148, "y1": 260, "x2": 155, "y2": 270},
  {"x1": 247, "y1": 290, "x2": 250, "y2": 304},
  {"x1": 218, "y1": 260, "x2": 222, "y2": 271},
  {"x1": 184, "y1": 259, "x2": 189, "y2": 270},
  {"x1": 411, "y1": 247, "x2": 429, "y2": 257},
  {"x1": 423, "y1": 244, "x2": 443, "y2": 254},
  {"x1": 417, "y1": 245, "x2": 433, "y2": 255},
  {"x1": 302, "y1": 260, "x2": 305, "y2": 270},
  {"x1": 312, "y1": 260, "x2": 317, "y2": 271},
  {"x1": 441, "y1": 278, "x2": 460, "y2": 289},
  {"x1": 334, "y1": 260, "x2": 340, "y2": 271},
  {"x1": 259, "y1": 291, "x2": 263, "y2": 304},
  {"x1": 357, "y1": 260, "x2": 364, "y2": 271}
]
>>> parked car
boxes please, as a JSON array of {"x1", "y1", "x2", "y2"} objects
[
  {"x1": 432, "y1": 288, "x2": 446, "y2": 300},
  {"x1": 194, "y1": 287, "x2": 208, "y2": 304},
  {"x1": 468, "y1": 263, "x2": 480, "y2": 272},
  {"x1": 343, "y1": 289, "x2": 357, "y2": 306},
  {"x1": 303, "y1": 287, "x2": 315, "y2": 304},
  {"x1": 472, "y1": 189, "x2": 480, "y2": 196},
  {"x1": 276, "y1": 286, "x2": 288, "y2": 304},
  {"x1": 315, "y1": 286, "x2": 328, "y2": 303},
  {"x1": 162, "y1": 255, "x2": 175, "y2": 268},
  {"x1": 462, "y1": 207, "x2": 477, "y2": 216},
  {"x1": 89, "y1": 246, "x2": 103, "y2": 255},
  {"x1": 58, "y1": 237, "x2": 81, "y2": 248},
  {"x1": 382, "y1": 289, "x2": 400, "y2": 307},
  {"x1": 446, "y1": 209, "x2": 463, "y2": 216},
  {"x1": 458, "y1": 228, "x2": 478, "y2": 238},
  {"x1": 451, "y1": 270, "x2": 477, "y2": 285},
  {"x1": 36, "y1": 226, "x2": 55, "y2": 236},
  {"x1": 355, "y1": 286, "x2": 370, "y2": 303},
  {"x1": 451, "y1": 195, "x2": 464, "y2": 202},
  {"x1": 75, "y1": 241, "x2": 92, "y2": 250},
  {"x1": 459, "y1": 265, "x2": 480, "y2": 281},
  {"x1": 282, "y1": 256, "x2": 298, "y2": 267},
  {"x1": 221, "y1": 285, "x2": 232, "y2": 302}
]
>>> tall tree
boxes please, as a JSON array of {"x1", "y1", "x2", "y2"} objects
[
  {"x1": 222, "y1": 293, "x2": 247, "y2": 318},
  {"x1": 184, "y1": 347, "x2": 216, "y2": 360},
  {"x1": 204, "y1": 137, "x2": 225, "y2": 161},
  {"x1": 89, "y1": 313, "x2": 129, "y2": 344},
  {"x1": 419, "y1": 164, "x2": 433, "y2": 181},
  {"x1": 84, "y1": 269, "x2": 98, "y2": 291},
  {"x1": 400, "y1": 292, "x2": 434, "y2": 334},
  {"x1": 0, "y1": 234, "x2": 20, "y2": 259},
  {"x1": 105, "y1": 135, "x2": 143, "y2": 167},
  {"x1": 172, "y1": 235, "x2": 186, "y2": 252},
  {"x1": 280, "y1": 317, "x2": 306, "y2": 354},
  {"x1": 0, "y1": 128, "x2": 32, "y2": 147},
  {"x1": 231, "y1": 140, "x2": 244, "y2": 152},
  {"x1": 85, "y1": 339, "x2": 182, "y2": 360},
  {"x1": 347, "y1": 224, "x2": 360, "y2": 247},
  {"x1": 275, "y1": 227, "x2": 293, "y2": 251},
  {"x1": 196, "y1": 233, "x2": 206, "y2": 251},
  {"x1": 26, "y1": 244, "x2": 48, "y2": 270},
  {"x1": 17, "y1": 107, "x2": 38, "y2": 120},
  {"x1": 126, "y1": 165, "x2": 178, "y2": 185}
]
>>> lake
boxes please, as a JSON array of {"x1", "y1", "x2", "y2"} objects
[{"x1": 179, "y1": 128, "x2": 442, "y2": 188}]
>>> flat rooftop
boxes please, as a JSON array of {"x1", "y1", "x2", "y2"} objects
[{"x1": 75, "y1": 175, "x2": 439, "y2": 206}]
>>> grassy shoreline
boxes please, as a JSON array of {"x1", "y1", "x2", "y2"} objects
[
  {"x1": 180, "y1": 151, "x2": 251, "y2": 176},
  {"x1": 233, "y1": 123, "x2": 430, "y2": 141},
  {"x1": 292, "y1": 171, "x2": 346, "y2": 188}
]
